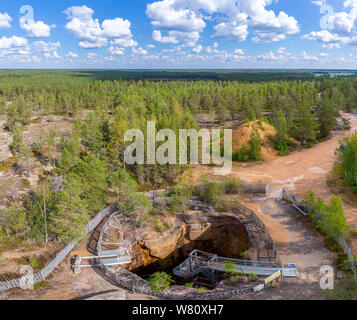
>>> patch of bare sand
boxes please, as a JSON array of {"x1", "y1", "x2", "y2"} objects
[
  {"x1": 241, "y1": 199, "x2": 290, "y2": 245},
  {"x1": 230, "y1": 120, "x2": 279, "y2": 162}
]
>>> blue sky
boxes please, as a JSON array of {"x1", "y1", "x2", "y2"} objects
[{"x1": 0, "y1": 0, "x2": 356, "y2": 69}]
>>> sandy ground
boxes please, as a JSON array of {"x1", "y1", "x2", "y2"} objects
[
  {"x1": 200, "y1": 114, "x2": 357, "y2": 251},
  {"x1": 235, "y1": 198, "x2": 335, "y2": 300}
]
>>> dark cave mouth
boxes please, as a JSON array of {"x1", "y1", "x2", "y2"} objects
[{"x1": 132, "y1": 222, "x2": 250, "y2": 285}]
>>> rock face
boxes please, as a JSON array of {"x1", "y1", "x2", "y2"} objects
[
  {"x1": 130, "y1": 211, "x2": 250, "y2": 275},
  {"x1": 143, "y1": 227, "x2": 183, "y2": 260}
]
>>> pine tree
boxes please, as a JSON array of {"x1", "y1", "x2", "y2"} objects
[
  {"x1": 0, "y1": 202, "x2": 29, "y2": 239},
  {"x1": 10, "y1": 128, "x2": 25, "y2": 154},
  {"x1": 292, "y1": 103, "x2": 318, "y2": 146},
  {"x1": 317, "y1": 97, "x2": 335, "y2": 139},
  {"x1": 273, "y1": 110, "x2": 289, "y2": 154},
  {"x1": 52, "y1": 178, "x2": 90, "y2": 244},
  {"x1": 249, "y1": 124, "x2": 262, "y2": 160}
]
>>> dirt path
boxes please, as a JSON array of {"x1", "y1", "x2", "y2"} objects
[
  {"x1": 199, "y1": 114, "x2": 357, "y2": 249},
  {"x1": 235, "y1": 198, "x2": 334, "y2": 300}
]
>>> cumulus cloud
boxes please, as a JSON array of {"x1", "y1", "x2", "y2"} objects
[
  {"x1": 110, "y1": 38, "x2": 138, "y2": 48},
  {"x1": 147, "y1": 0, "x2": 300, "y2": 45},
  {"x1": 322, "y1": 43, "x2": 341, "y2": 49},
  {"x1": 132, "y1": 47, "x2": 148, "y2": 55},
  {"x1": 213, "y1": 22, "x2": 249, "y2": 42},
  {"x1": 0, "y1": 12, "x2": 12, "y2": 29},
  {"x1": 0, "y1": 36, "x2": 28, "y2": 49},
  {"x1": 64, "y1": 5, "x2": 136, "y2": 50},
  {"x1": 146, "y1": 0, "x2": 206, "y2": 32},
  {"x1": 108, "y1": 46, "x2": 125, "y2": 56},
  {"x1": 32, "y1": 41, "x2": 61, "y2": 53},
  {"x1": 0, "y1": 37, "x2": 65, "y2": 64},
  {"x1": 302, "y1": 30, "x2": 351, "y2": 44},
  {"x1": 152, "y1": 30, "x2": 179, "y2": 44},
  {"x1": 22, "y1": 20, "x2": 52, "y2": 38},
  {"x1": 304, "y1": 0, "x2": 357, "y2": 46}
]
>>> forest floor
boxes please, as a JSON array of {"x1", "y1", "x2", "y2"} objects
[{"x1": 0, "y1": 115, "x2": 73, "y2": 208}]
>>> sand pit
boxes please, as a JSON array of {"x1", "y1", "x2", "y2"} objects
[{"x1": 230, "y1": 120, "x2": 279, "y2": 161}]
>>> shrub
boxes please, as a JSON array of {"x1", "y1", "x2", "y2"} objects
[
  {"x1": 303, "y1": 190, "x2": 349, "y2": 238},
  {"x1": 222, "y1": 177, "x2": 243, "y2": 194},
  {"x1": 336, "y1": 133, "x2": 357, "y2": 187},
  {"x1": 248, "y1": 272, "x2": 258, "y2": 282},
  {"x1": 148, "y1": 272, "x2": 174, "y2": 292},
  {"x1": 196, "y1": 180, "x2": 225, "y2": 205}
]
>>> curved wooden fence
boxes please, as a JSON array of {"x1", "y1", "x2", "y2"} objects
[
  {"x1": 97, "y1": 198, "x2": 282, "y2": 299},
  {"x1": 0, "y1": 194, "x2": 281, "y2": 294}
]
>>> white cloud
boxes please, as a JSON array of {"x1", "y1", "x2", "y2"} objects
[
  {"x1": 322, "y1": 43, "x2": 341, "y2": 49},
  {"x1": 300, "y1": 51, "x2": 320, "y2": 62},
  {"x1": 33, "y1": 41, "x2": 60, "y2": 53},
  {"x1": 277, "y1": 47, "x2": 287, "y2": 55},
  {"x1": 152, "y1": 30, "x2": 179, "y2": 44},
  {"x1": 213, "y1": 21, "x2": 249, "y2": 42},
  {"x1": 146, "y1": 0, "x2": 206, "y2": 32},
  {"x1": 22, "y1": 20, "x2": 52, "y2": 38},
  {"x1": 302, "y1": 30, "x2": 350, "y2": 44},
  {"x1": 101, "y1": 18, "x2": 133, "y2": 38},
  {"x1": 0, "y1": 36, "x2": 28, "y2": 49},
  {"x1": 147, "y1": 0, "x2": 300, "y2": 45},
  {"x1": 87, "y1": 53, "x2": 98, "y2": 59},
  {"x1": 108, "y1": 46, "x2": 125, "y2": 55},
  {"x1": 132, "y1": 47, "x2": 148, "y2": 55},
  {"x1": 67, "y1": 51, "x2": 78, "y2": 58},
  {"x1": 305, "y1": 0, "x2": 357, "y2": 46},
  {"x1": 193, "y1": 44, "x2": 203, "y2": 53},
  {"x1": 238, "y1": 0, "x2": 300, "y2": 43},
  {"x1": 257, "y1": 51, "x2": 279, "y2": 61},
  {"x1": 147, "y1": 44, "x2": 156, "y2": 48},
  {"x1": 0, "y1": 12, "x2": 12, "y2": 29},
  {"x1": 0, "y1": 38, "x2": 63, "y2": 63},
  {"x1": 110, "y1": 38, "x2": 138, "y2": 48},
  {"x1": 234, "y1": 49, "x2": 244, "y2": 55},
  {"x1": 64, "y1": 6, "x2": 135, "y2": 49},
  {"x1": 53, "y1": 51, "x2": 61, "y2": 59}
]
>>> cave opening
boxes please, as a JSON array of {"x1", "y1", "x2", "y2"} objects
[{"x1": 131, "y1": 221, "x2": 249, "y2": 285}]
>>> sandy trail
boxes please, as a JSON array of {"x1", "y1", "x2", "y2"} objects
[
  {"x1": 203, "y1": 114, "x2": 357, "y2": 252},
  {"x1": 230, "y1": 114, "x2": 357, "y2": 196}
]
